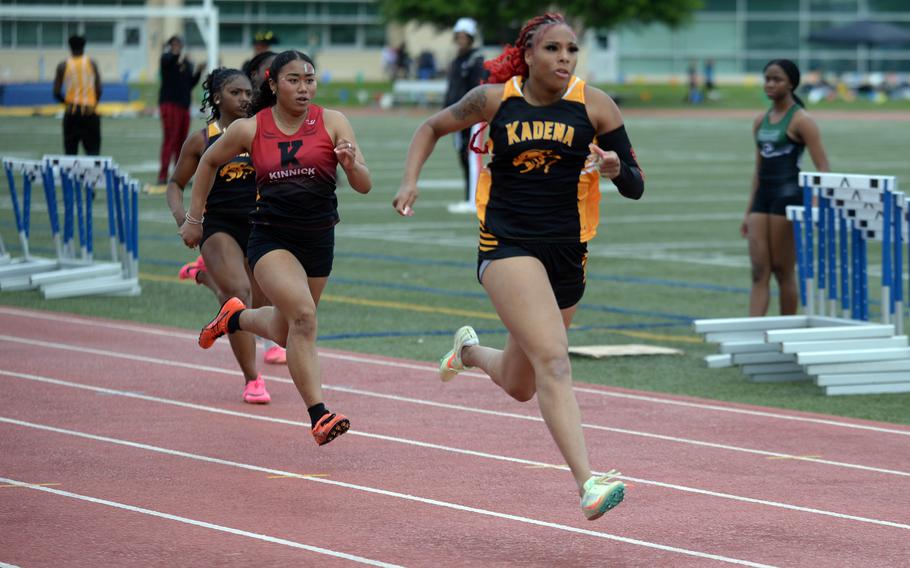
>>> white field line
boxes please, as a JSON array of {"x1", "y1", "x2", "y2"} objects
[
  {"x1": 0, "y1": 416, "x2": 777, "y2": 567},
  {"x1": 0, "y1": 475, "x2": 399, "y2": 567},
  {"x1": 2, "y1": 368, "x2": 909, "y2": 532},
  {"x1": 2, "y1": 335, "x2": 907, "y2": 477},
  {"x1": 0, "y1": 305, "x2": 906, "y2": 438}
]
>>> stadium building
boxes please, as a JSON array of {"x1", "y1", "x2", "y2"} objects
[{"x1": 0, "y1": 0, "x2": 907, "y2": 84}]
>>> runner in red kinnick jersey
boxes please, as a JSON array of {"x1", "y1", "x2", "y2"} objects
[
  {"x1": 250, "y1": 102, "x2": 341, "y2": 229},
  {"x1": 181, "y1": 50, "x2": 372, "y2": 447}
]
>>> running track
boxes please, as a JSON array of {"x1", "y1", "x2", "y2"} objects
[{"x1": 1, "y1": 306, "x2": 908, "y2": 567}]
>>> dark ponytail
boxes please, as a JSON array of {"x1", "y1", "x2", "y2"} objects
[
  {"x1": 764, "y1": 58, "x2": 804, "y2": 107},
  {"x1": 200, "y1": 67, "x2": 246, "y2": 121},
  {"x1": 244, "y1": 49, "x2": 276, "y2": 89},
  {"x1": 250, "y1": 50, "x2": 316, "y2": 116}
]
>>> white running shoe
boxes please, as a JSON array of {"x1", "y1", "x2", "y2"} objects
[
  {"x1": 580, "y1": 470, "x2": 625, "y2": 521},
  {"x1": 438, "y1": 325, "x2": 479, "y2": 382}
]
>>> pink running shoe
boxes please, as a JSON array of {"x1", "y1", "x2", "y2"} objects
[
  {"x1": 263, "y1": 345, "x2": 287, "y2": 365},
  {"x1": 178, "y1": 255, "x2": 206, "y2": 284},
  {"x1": 242, "y1": 374, "x2": 271, "y2": 404}
]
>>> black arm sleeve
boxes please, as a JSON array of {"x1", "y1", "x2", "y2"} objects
[{"x1": 597, "y1": 125, "x2": 645, "y2": 200}]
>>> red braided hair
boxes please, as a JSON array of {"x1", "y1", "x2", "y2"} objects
[{"x1": 483, "y1": 12, "x2": 567, "y2": 84}]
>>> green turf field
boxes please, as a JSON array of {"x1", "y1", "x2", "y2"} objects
[{"x1": 2, "y1": 110, "x2": 909, "y2": 424}]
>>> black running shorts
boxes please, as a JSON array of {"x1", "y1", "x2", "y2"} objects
[
  {"x1": 477, "y1": 239, "x2": 588, "y2": 309},
  {"x1": 246, "y1": 224, "x2": 335, "y2": 278}
]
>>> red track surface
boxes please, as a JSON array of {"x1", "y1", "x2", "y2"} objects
[{"x1": 1, "y1": 306, "x2": 908, "y2": 567}]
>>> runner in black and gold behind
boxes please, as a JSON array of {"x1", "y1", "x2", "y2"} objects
[
  {"x1": 165, "y1": 67, "x2": 275, "y2": 405},
  {"x1": 394, "y1": 13, "x2": 643, "y2": 521}
]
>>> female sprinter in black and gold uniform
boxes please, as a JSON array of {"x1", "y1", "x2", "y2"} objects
[
  {"x1": 166, "y1": 68, "x2": 272, "y2": 404},
  {"x1": 393, "y1": 13, "x2": 644, "y2": 521}
]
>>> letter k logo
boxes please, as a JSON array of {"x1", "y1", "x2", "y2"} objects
[{"x1": 278, "y1": 140, "x2": 303, "y2": 168}]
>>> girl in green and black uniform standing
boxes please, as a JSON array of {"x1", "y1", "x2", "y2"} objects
[{"x1": 742, "y1": 59, "x2": 830, "y2": 316}]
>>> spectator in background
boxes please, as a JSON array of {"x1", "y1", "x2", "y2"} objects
[
  {"x1": 395, "y1": 42, "x2": 411, "y2": 79},
  {"x1": 444, "y1": 17, "x2": 485, "y2": 214},
  {"x1": 53, "y1": 35, "x2": 102, "y2": 155},
  {"x1": 685, "y1": 59, "x2": 701, "y2": 104},
  {"x1": 742, "y1": 59, "x2": 830, "y2": 316},
  {"x1": 382, "y1": 44, "x2": 398, "y2": 81},
  {"x1": 157, "y1": 35, "x2": 203, "y2": 185},
  {"x1": 703, "y1": 58, "x2": 717, "y2": 100},
  {"x1": 416, "y1": 50, "x2": 437, "y2": 80}
]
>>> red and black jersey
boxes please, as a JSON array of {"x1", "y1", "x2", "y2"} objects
[
  {"x1": 203, "y1": 122, "x2": 257, "y2": 215},
  {"x1": 249, "y1": 105, "x2": 339, "y2": 229}
]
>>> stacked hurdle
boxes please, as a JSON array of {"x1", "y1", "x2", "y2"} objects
[
  {"x1": 0, "y1": 158, "x2": 60, "y2": 287},
  {"x1": 694, "y1": 171, "x2": 910, "y2": 395},
  {"x1": 0, "y1": 155, "x2": 140, "y2": 299}
]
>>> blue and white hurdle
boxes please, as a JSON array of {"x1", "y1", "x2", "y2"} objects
[
  {"x1": 694, "y1": 171, "x2": 910, "y2": 395},
  {"x1": 35, "y1": 155, "x2": 140, "y2": 299},
  {"x1": 0, "y1": 158, "x2": 61, "y2": 288},
  {"x1": 790, "y1": 172, "x2": 903, "y2": 331},
  {"x1": 0, "y1": 155, "x2": 141, "y2": 298}
]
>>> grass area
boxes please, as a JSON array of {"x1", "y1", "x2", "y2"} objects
[
  {"x1": 2, "y1": 111, "x2": 910, "y2": 425},
  {"x1": 131, "y1": 80, "x2": 395, "y2": 113},
  {"x1": 129, "y1": 79, "x2": 910, "y2": 112}
]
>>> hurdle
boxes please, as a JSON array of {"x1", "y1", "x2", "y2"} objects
[
  {"x1": 0, "y1": 158, "x2": 60, "y2": 289},
  {"x1": 0, "y1": 155, "x2": 141, "y2": 298},
  {"x1": 33, "y1": 155, "x2": 140, "y2": 299},
  {"x1": 694, "y1": 171, "x2": 910, "y2": 395}
]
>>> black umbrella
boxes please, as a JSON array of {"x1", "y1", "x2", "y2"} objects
[{"x1": 808, "y1": 20, "x2": 910, "y2": 46}]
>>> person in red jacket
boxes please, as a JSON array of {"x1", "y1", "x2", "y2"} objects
[{"x1": 157, "y1": 35, "x2": 204, "y2": 184}]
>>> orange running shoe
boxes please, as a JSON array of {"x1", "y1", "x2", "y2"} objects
[
  {"x1": 198, "y1": 296, "x2": 246, "y2": 349},
  {"x1": 311, "y1": 412, "x2": 350, "y2": 446}
]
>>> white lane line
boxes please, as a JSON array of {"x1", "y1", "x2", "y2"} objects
[
  {"x1": 0, "y1": 475, "x2": 400, "y2": 567},
  {"x1": 3, "y1": 369, "x2": 908, "y2": 531},
  {"x1": 1, "y1": 306, "x2": 906, "y2": 438},
  {"x1": 0, "y1": 332, "x2": 906, "y2": 478},
  {"x1": 571, "y1": 387, "x2": 910, "y2": 437},
  {"x1": 0, "y1": 417, "x2": 777, "y2": 567}
]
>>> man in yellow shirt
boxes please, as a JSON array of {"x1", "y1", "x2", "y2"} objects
[{"x1": 53, "y1": 35, "x2": 102, "y2": 155}]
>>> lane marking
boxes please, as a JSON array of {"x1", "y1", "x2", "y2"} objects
[
  {"x1": 2, "y1": 369, "x2": 908, "y2": 531},
  {"x1": 0, "y1": 482, "x2": 59, "y2": 489},
  {"x1": 0, "y1": 335, "x2": 907, "y2": 478},
  {"x1": 0, "y1": 417, "x2": 778, "y2": 567},
  {"x1": 767, "y1": 455, "x2": 823, "y2": 461},
  {"x1": 0, "y1": 475, "x2": 400, "y2": 567},
  {"x1": 604, "y1": 329, "x2": 703, "y2": 344},
  {"x1": 129, "y1": 277, "x2": 693, "y2": 342},
  {"x1": 320, "y1": 294, "x2": 499, "y2": 320},
  {"x1": 2, "y1": 307, "x2": 907, "y2": 437},
  {"x1": 267, "y1": 474, "x2": 328, "y2": 479}
]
